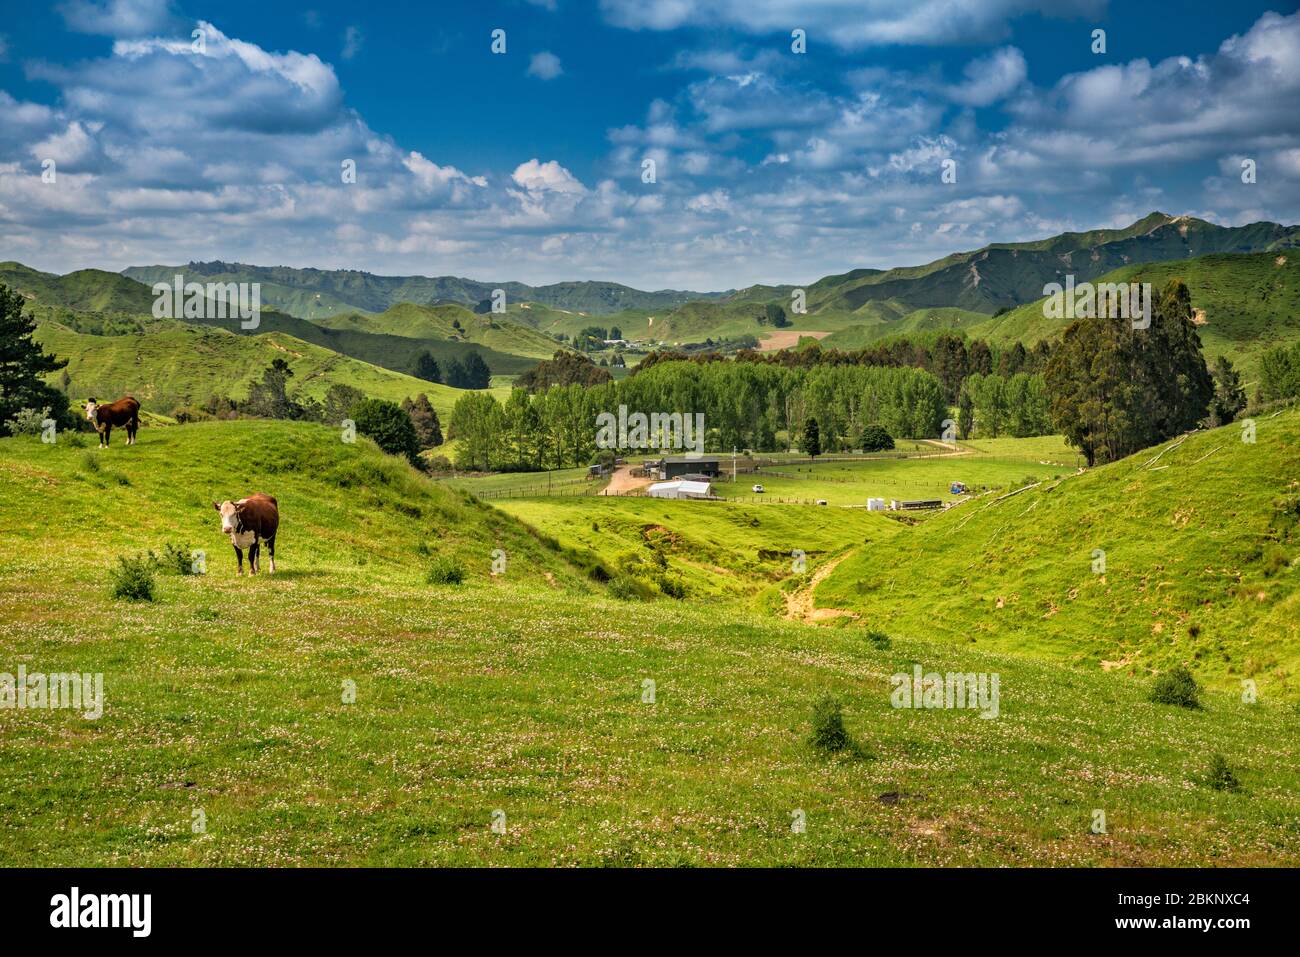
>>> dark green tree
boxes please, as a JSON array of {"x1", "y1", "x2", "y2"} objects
[
  {"x1": 1045, "y1": 280, "x2": 1212, "y2": 466},
  {"x1": 802, "y1": 417, "x2": 821, "y2": 459},
  {"x1": 461, "y1": 351, "x2": 492, "y2": 389},
  {"x1": 442, "y1": 357, "x2": 467, "y2": 388},
  {"x1": 1207, "y1": 355, "x2": 1246, "y2": 427},
  {"x1": 352, "y1": 398, "x2": 421, "y2": 466},
  {"x1": 0, "y1": 283, "x2": 71, "y2": 435},
  {"x1": 244, "y1": 358, "x2": 303, "y2": 420},
  {"x1": 401, "y1": 393, "x2": 444, "y2": 448},
  {"x1": 859, "y1": 424, "x2": 895, "y2": 452},
  {"x1": 413, "y1": 351, "x2": 442, "y2": 384}
]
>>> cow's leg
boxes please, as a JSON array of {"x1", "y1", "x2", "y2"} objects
[
  {"x1": 233, "y1": 546, "x2": 244, "y2": 576},
  {"x1": 102, "y1": 424, "x2": 111, "y2": 448},
  {"x1": 266, "y1": 535, "x2": 276, "y2": 574},
  {"x1": 249, "y1": 541, "x2": 259, "y2": 575}
]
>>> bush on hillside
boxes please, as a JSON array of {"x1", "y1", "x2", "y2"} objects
[
  {"x1": 351, "y1": 398, "x2": 421, "y2": 467},
  {"x1": 1149, "y1": 665, "x2": 1201, "y2": 709},
  {"x1": 159, "y1": 542, "x2": 198, "y2": 575},
  {"x1": 426, "y1": 556, "x2": 466, "y2": 585},
  {"x1": 4, "y1": 406, "x2": 52, "y2": 436},
  {"x1": 809, "y1": 695, "x2": 850, "y2": 752},
  {"x1": 110, "y1": 553, "x2": 156, "y2": 601},
  {"x1": 864, "y1": 630, "x2": 892, "y2": 650},
  {"x1": 1206, "y1": 753, "x2": 1241, "y2": 792}
]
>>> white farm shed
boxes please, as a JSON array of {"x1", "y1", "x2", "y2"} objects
[{"x1": 648, "y1": 479, "x2": 714, "y2": 500}]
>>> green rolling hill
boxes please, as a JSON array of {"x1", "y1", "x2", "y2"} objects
[
  {"x1": 314, "y1": 302, "x2": 558, "y2": 360},
  {"x1": 1, "y1": 418, "x2": 1296, "y2": 864},
  {"x1": 816, "y1": 407, "x2": 1300, "y2": 699},
  {"x1": 121, "y1": 261, "x2": 728, "y2": 317},
  {"x1": 34, "y1": 321, "x2": 473, "y2": 420},
  {"x1": 965, "y1": 252, "x2": 1300, "y2": 380},
  {"x1": 1, "y1": 262, "x2": 550, "y2": 377}
]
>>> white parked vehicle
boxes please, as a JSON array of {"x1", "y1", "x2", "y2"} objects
[
  {"x1": 752, "y1": 484, "x2": 765, "y2": 493},
  {"x1": 816, "y1": 499, "x2": 828, "y2": 506}
]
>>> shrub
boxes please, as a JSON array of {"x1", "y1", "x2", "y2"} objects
[
  {"x1": 159, "y1": 542, "x2": 196, "y2": 576},
  {"x1": 4, "y1": 406, "x2": 51, "y2": 436},
  {"x1": 1149, "y1": 665, "x2": 1201, "y2": 709},
  {"x1": 656, "y1": 574, "x2": 687, "y2": 599},
  {"x1": 608, "y1": 576, "x2": 647, "y2": 601},
  {"x1": 859, "y1": 424, "x2": 895, "y2": 452},
  {"x1": 351, "y1": 398, "x2": 421, "y2": 467},
  {"x1": 1206, "y1": 753, "x2": 1241, "y2": 792},
  {"x1": 81, "y1": 450, "x2": 101, "y2": 473},
  {"x1": 809, "y1": 695, "x2": 850, "y2": 752},
  {"x1": 864, "y1": 629, "x2": 892, "y2": 650},
  {"x1": 426, "y1": 556, "x2": 466, "y2": 585},
  {"x1": 110, "y1": 553, "x2": 156, "y2": 601}
]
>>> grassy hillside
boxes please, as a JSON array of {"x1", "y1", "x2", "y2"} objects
[
  {"x1": 122, "y1": 262, "x2": 727, "y2": 317},
  {"x1": 967, "y1": 252, "x2": 1300, "y2": 381},
  {"x1": 821, "y1": 307, "x2": 992, "y2": 349},
  {"x1": 35, "y1": 321, "x2": 473, "y2": 420},
  {"x1": 315, "y1": 302, "x2": 559, "y2": 360},
  {"x1": 495, "y1": 496, "x2": 900, "y2": 603},
  {"x1": 0, "y1": 420, "x2": 1296, "y2": 865},
  {"x1": 816, "y1": 408, "x2": 1300, "y2": 698},
  {"x1": 3, "y1": 263, "x2": 547, "y2": 376},
  {"x1": 0, "y1": 262, "x2": 157, "y2": 314}
]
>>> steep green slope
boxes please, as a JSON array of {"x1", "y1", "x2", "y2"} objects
[
  {"x1": 967, "y1": 252, "x2": 1300, "y2": 380},
  {"x1": 35, "y1": 321, "x2": 471, "y2": 420},
  {"x1": 122, "y1": 261, "x2": 727, "y2": 317},
  {"x1": 0, "y1": 262, "x2": 158, "y2": 314},
  {"x1": 817, "y1": 408, "x2": 1300, "y2": 698},
  {"x1": 1, "y1": 420, "x2": 1296, "y2": 865}
]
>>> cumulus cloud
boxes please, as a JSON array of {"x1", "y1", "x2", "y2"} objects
[
  {"x1": 3, "y1": 6, "x2": 1299, "y2": 290},
  {"x1": 599, "y1": 0, "x2": 1105, "y2": 48},
  {"x1": 527, "y1": 51, "x2": 563, "y2": 80},
  {"x1": 57, "y1": 0, "x2": 179, "y2": 37}
]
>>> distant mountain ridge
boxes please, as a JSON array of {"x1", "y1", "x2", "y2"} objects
[
  {"x1": 802, "y1": 212, "x2": 1300, "y2": 315},
  {"x1": 121, "y1": 261, "x2": 731, "y2": 319}
]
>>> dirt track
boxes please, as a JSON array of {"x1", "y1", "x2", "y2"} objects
[
  {"x1": 784, "y1": 553, "x2": 856, "y2": 623},
  {"x1": 600, "y1": 464, "x2": 653, "y2": 496}
]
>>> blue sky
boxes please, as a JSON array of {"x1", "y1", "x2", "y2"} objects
[{"x1": 1, "y1": 0, "x2": 1298, "y2": 289}]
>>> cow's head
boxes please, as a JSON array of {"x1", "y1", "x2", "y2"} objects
[
  {"x1": 84, "y1": 398, "x2": 98, "y2": 423},
  {"x1": 213, "y1": 500, "x2": 240, "y2": 535}
]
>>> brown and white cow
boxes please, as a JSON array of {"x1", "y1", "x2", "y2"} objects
[
  {"x1": 212, "y1": 493, "x2": 279, "y2": 575},
  {"x1": 85, "y1": 396, "x2": 140, "y2": 448}
]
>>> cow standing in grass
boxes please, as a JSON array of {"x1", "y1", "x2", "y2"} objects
[
  {"x1": 213, "y1": 493, "x2": 279, "y2": 575},
  {"x1": 85, "y1": 396, "x2": 140, "y2": 448}
]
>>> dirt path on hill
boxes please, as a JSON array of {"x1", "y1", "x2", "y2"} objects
[
  {"x1": 784, "y1": 552, "x2": 857, "y2": 623},
  {"x1": 600, "y1": 464, "x2": 653, "y2": 496}
]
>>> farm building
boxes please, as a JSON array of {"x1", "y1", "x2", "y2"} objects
[
  {"x1": 643, "y1": 456, "x2": 721, "y2": 481},
  {"x1": 647, "y1": 479, "x2": 715, "y2": 500}
]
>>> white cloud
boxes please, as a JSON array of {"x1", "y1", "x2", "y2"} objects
[
  {"x1": 946, "y1": 47, "x2": 1026, "y2": 106},
  {"x1": 527, "y1": 51, "x2": 563, "y2": 80},
  {"x1": 341, "y1": 25, "x2": 363, "y2": 60},
  {"x1": 511, "y1": 158, "x2": 586, "y2": 194},
  {"x1": 599, "y1": 0, "x2": 1104, "y2": 49},
  {"x1": 57, "y1": 0, "x2": 178, "y2": 37}
]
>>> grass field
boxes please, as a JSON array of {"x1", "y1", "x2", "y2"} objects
[
  {"x1": 714, "y1": 438, "x2": 1081, "y2": 505},
  {"x1": 816, "y1": 410, "x2": 1300, "y2": 698},
  {"x1": 1, "y1": 419, "x2": 1296, "y2": 866}
]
